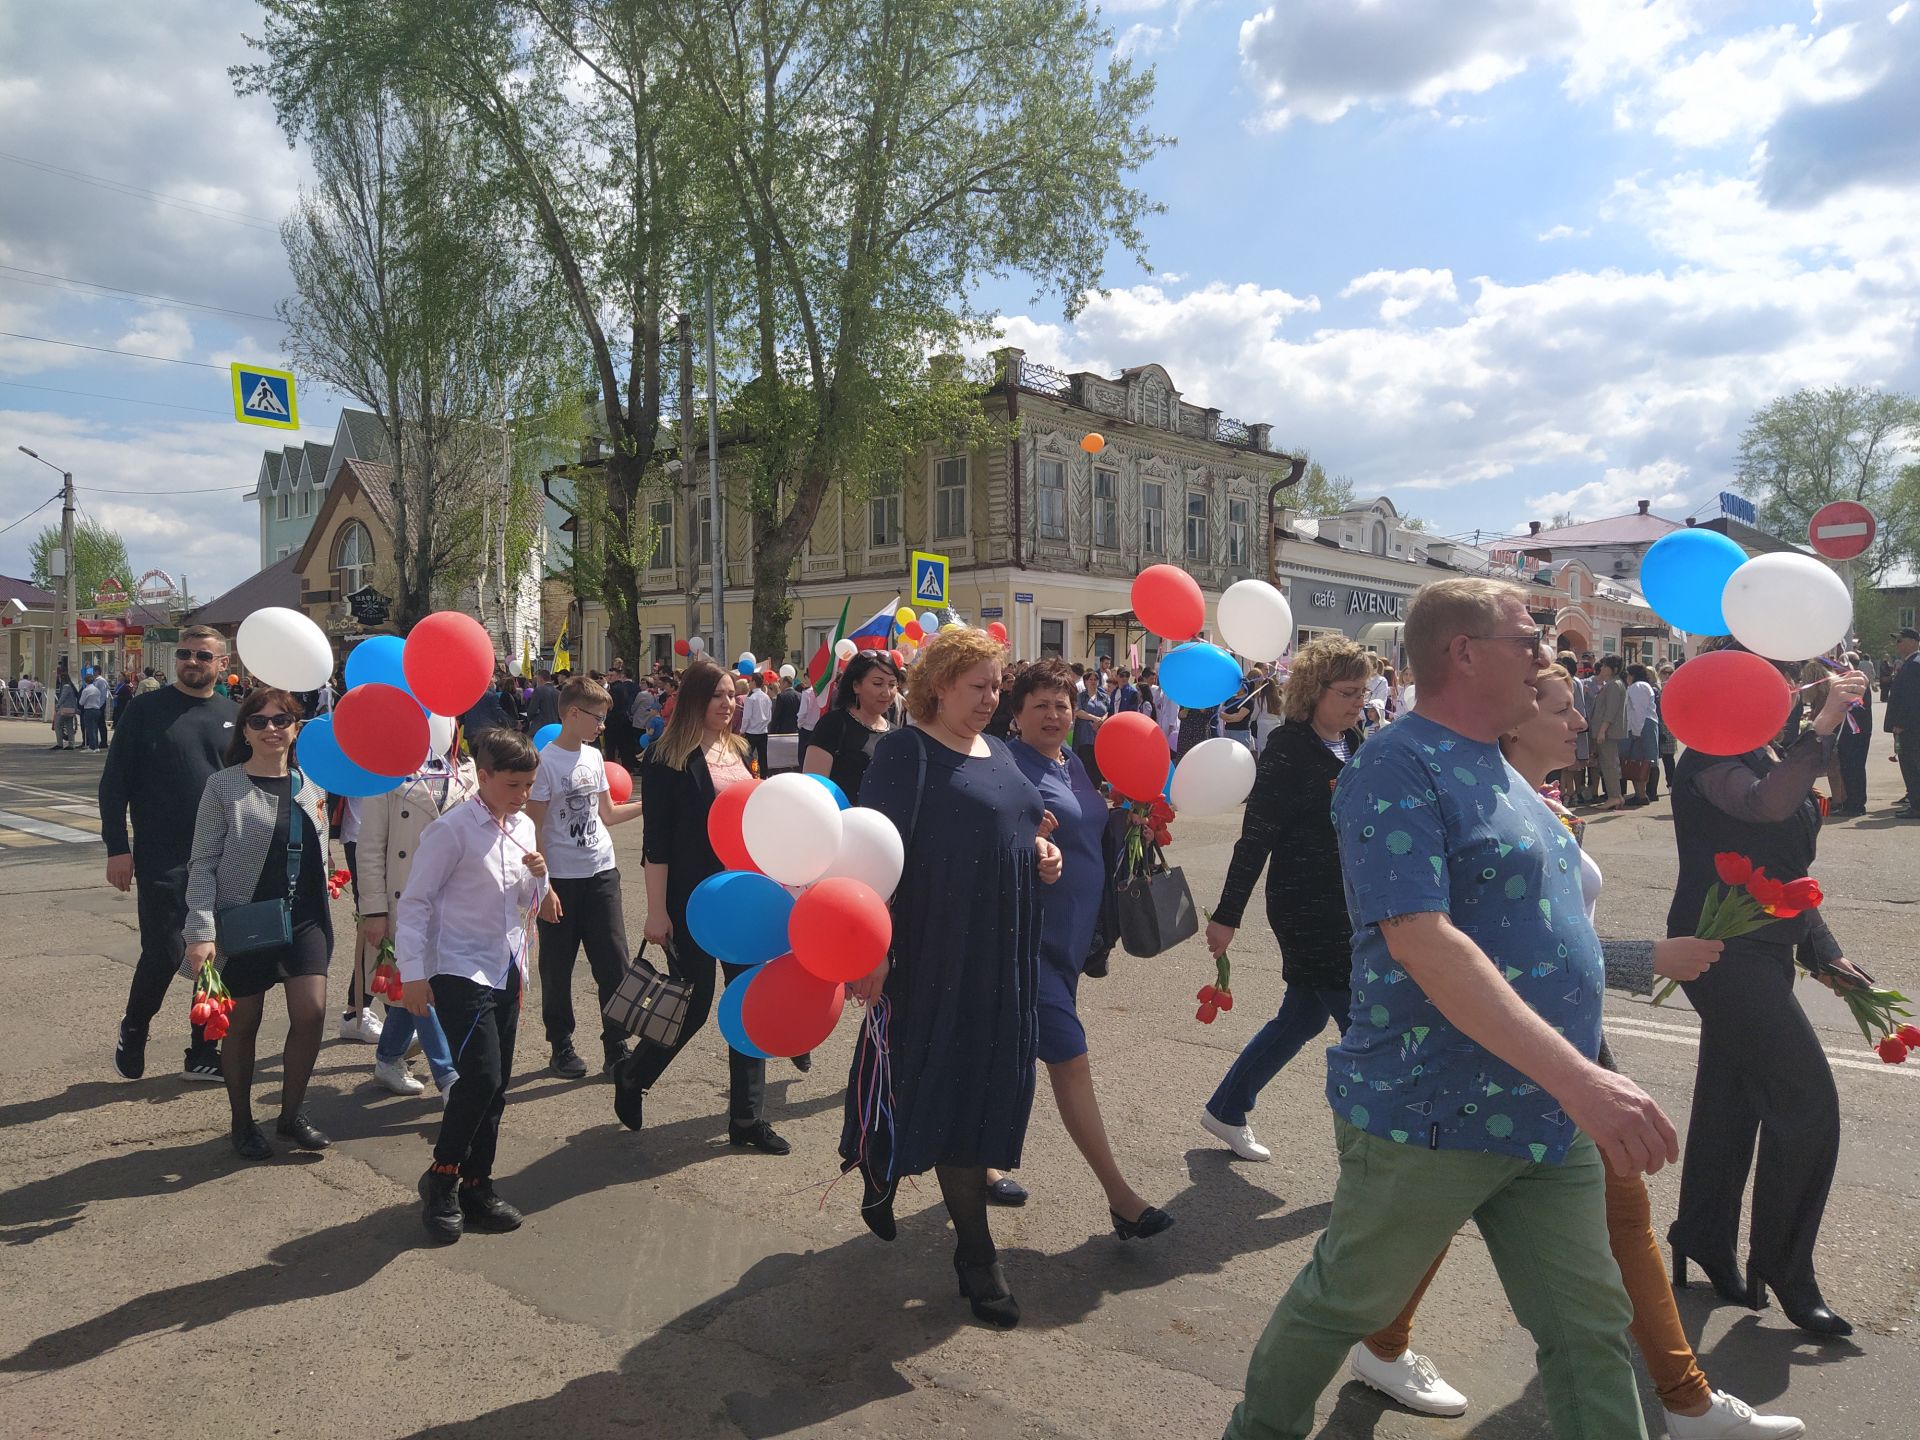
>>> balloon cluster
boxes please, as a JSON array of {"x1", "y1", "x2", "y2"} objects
[
  {"x1": 1638, "y1": 532, "x2": 1857, "y2": 755},
  {"x1": 235, "y1": 607, "x2": 492, "y2": 798},
  {"x1": 693, "y1": 773, "x2": 904, "y2": 1058}
]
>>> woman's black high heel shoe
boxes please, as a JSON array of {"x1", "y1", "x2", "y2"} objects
[
  {"x1": 1112, "y1": 1205, "x2": 1175, "y2": 1240},
  {"x1": 851, "y1": 1163, "x2": 897, "y2": 1242},
  {"x1": 954, "y1": 1255, "x2": 1021, "y2": 1329},
  {"x1": 1748, "y1": 1266, "x2": 1853, "y2": 1337},
  {"x1": 1672, "y1": 1246, "x2": 1761, "y2": 1309}
]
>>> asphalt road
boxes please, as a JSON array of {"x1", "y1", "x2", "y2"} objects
[{"x1": 1, "y1": 717, "x2": 1914, "y2": 1439}]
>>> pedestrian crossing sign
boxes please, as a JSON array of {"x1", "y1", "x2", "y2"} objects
[
  {"x1": 231, "y1": 362, "x2": 300, "y2": 430},
  {"x1": 911, "y1": 550, "x2": 948, "y2": 606}
]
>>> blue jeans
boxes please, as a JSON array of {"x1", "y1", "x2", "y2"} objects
[
  {"x1": 376, "y1": 1000, "x2": 456, "y2": 1083},
  {"x1": 1206, "y1": 983, "x2": 1351, "y2": 1127}
]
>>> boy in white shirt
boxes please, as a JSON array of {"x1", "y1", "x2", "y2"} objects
[
  {"x1": 397, "y1": 728, "x2": 556, "y2": 1244},
  {"x1": 526, "y1": 676, "x2": 644, "y2": 1078}
]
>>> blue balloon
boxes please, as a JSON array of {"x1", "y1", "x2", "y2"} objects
[
  {"x1": 344, "y1": 634, "x2": 412, "y2": 696},
  {"x1": 803, "y1": 772, "x2": 850, "y2": 809},
  {"x1": 686, "y1": 870, "x2": 795, "y2": 967},
  {"x1": 533, "y1": 723, "x2": 562, "y2": 750},
  {"x1": 1638, "y1": 529, "x2": 1746, "y2": 636},
  {"x1": 716, "y1": 970, "x2": 769, "y2": 1059},
  {"x1": 297, "y1": 716, "x2": 400, "y2": 798},
  {"x1": 1158, "y1": 642, "x2": 1243, "y2": 708},
  {"x1": 737, "y1": 659, "x2": 755, "y2": 676},
  {"x1": 646, "y1": 716, "x2": 665, "y2": 737}
]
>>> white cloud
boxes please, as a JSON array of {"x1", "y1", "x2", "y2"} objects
[
  {"x1": 114, "y1": 310, "x2": 196, "y2": 362},
  {"x1": 1238, "y1": 0, "x2": 1694, "y2": 128},
  {"x1": 1340, "y1": 267, "x2": 1459, "y2": 322},
  {"x1": 1623, "y1": 21, "x2": 1876, "y2": 149},
  {"x1": 1527, "y1": 459, "x2": 1693, "y2": 523},
  {"x1": 1537, "y1": 224, "x2": 1591, "y2": 241}
]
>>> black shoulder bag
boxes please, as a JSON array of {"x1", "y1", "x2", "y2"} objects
[
  {"x1": 215, "y1": 771, "x2": 305, "y2": 956},
  {"x1": 1114, "y1": 831, "x2": 1198, "y2": 959},
  {"x1": 604, "y1": 939, "x2": 694, "y2": 1050}
]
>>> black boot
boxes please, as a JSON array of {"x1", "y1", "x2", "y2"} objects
[
  {"x1": 419, "y1": 1167, "x2": 463, "y2": 1244},
  {"x1": 458, "y1": 1180, "x2": 524, "y2": 1233},
  {"x1": 955, "y1": 1253, "x2": 1020, "y2": 1329},
  {"x1": 852, "y1": 1162, "x2": 898, "y2": 1242},
  {"x1": 1749, "y1": 1266, "x2": 1852, "y2": 1337},
  {"x1": 275, "y1": 1108, "x2": 331, "y2": 1151}
]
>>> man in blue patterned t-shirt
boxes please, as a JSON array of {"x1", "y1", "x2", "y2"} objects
[{"x1": 1226, "y1": 579, "x2": 1678, "y2": 1440}]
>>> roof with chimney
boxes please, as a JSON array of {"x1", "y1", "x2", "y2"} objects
[{"x1": 1507, "y1": 500, "x2": 1681, "y2": 548}]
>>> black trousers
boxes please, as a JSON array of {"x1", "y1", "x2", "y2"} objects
[
  {"x1": 603, "y1": 720, "x2": 637, "y2": 769},
  {"x1": 745, "y1": 732, "x2": 769, "y2": 776},
  {"x1": 536, "y1": 869, "x2": 628, "y2": 1048},
  {"x1": 431, "y1": 968, "x2": 521, "y2": 1180},
  {"x1": 1897, "y1": 732, "x2": 1920, "y2": 808},
  {"x1": 123, "y1": 871, "x2": 201, "y2": 1043},
  {"x1": 1836, "y1": 727, "x2": 1871, "y2": 810},
  {"x1": 627, "y1": 933, "x2": 765, "y2": 1124},
  {"x1": 1671, "y1": 945, "x2": 1838, "y2": 1287}
]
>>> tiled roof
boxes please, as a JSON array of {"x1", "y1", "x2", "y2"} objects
[
  {"x1": 183, "y1": 552, "x2": 303, "y2": 628},
  {"x1": 1506, "y1": 511, "x2": 1681, "y2": 547},
  {"x1": 302, "y1": 441, "x2": 334, "y2": 486},
  {"x1": 0, "y1": 572, "x2": 57, "y2": 609},
  {"x1": 338, "y1": 457, "x2": 396, "y2": 529},
  {"x1": 342, "y1": 409, "x2": 391, "y2": 464}
]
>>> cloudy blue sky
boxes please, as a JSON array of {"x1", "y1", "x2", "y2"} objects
[{"x1": 3, "y1": 0, "x2": 1918, "y2": 597}]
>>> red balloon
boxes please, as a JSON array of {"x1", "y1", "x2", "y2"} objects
[
  {"x1": 333, "y1": 683, "x2": 431, "y2": 777},
  {"x1": 986, "y1": 620, "x2": 1009, "y2": 645},
  {"x1": 889, "y1": 649, "x2": 906, "y2": 668},
  {"x1": 706, "y1": 776, "x2": 761, "y2": 872},
  {"x1": 605, "y1": 761, "x2": 633, "y2": 804},
  {"x1": 741, "y1": 953, "x2": 846, "y2": 1058},
  {"x1": 402, "y1": 612, "x2": 495, "y2": 717},
  {"x1": 902, "y1": 621, "x2": 924, "y2": 643},
  {"x1": 1661, "y1": 650, "x2": 1794, "y2": 756},
  {"x1": 674, "y1": 638, "x2": 691, "y2": 657},
  {"x1": 789, "y1": 877, "x2": 891, "y2": 983},
  {"x1": 1095, "y1": 710, "x2": 1172, "y2": 802},
  {"x1": 1132, "y1": 564, "x2": 1205, "y2": 642}
]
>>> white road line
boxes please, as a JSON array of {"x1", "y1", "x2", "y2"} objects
[
  {"x1": 0, "y1": 809, "x2": 98, "y2": 844},
  {"x1": 0, "y1": 776, "x2": 100, "y2": 806},
  {"x1": 1603, "y1": 1018, "x2": 1916, "y2": 1078}
]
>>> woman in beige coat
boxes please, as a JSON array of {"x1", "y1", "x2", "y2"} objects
[{"x1": 356, "y1": 733, "x2": 478, "y2": 1097}]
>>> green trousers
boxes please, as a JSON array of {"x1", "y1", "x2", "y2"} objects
[{"x1": 1225, "y1": 1120, "x2": 1645, "y2": 1440}]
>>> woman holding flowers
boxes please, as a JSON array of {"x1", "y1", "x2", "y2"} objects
[{"x1": 1666, "y1": 651, "x2": 1871, "y2": 1337}]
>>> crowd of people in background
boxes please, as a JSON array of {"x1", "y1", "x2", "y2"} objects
[{"x1": 70, "y1": 592, "x2": 1914, "y2": 1440}]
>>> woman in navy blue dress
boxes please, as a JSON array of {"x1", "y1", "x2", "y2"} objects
[
  {"x1": 841, "y1": 629, "x2": 1063, "y2": 1328},
  {"x1": 1000, "y1": 660, "x2": 1173, "y2": 1241}
]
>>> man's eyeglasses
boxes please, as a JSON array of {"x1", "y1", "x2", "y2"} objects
[
  {"x1": 175, "y1": 648, "x2": 224, "y2": 664},
  {"x1": 245, "y1": 713, "x2": 297, "y2": 731},
  {"x1": 1470, "y1": 629, "x2": 1546, "y2": 651}
]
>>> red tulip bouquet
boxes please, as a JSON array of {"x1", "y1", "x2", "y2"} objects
[
  {"x1": 190, "y1": 960, "x2": 235, "y2": 1042},
  {"x1": 367, "y1": 938, "x2": 404, "y2": 1003},
  {"x1": 1194, "y1": 909, "x2": 1234, "y2": 1025}
]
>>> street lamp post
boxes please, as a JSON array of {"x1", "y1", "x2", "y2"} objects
[{"x1": 17, "y1": 446, "x2": 76, "y2": 684}]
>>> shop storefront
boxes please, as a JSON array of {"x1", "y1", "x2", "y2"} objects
[{"x1": 1278, "y1": 571, "x2": 1416, "y2": 662}]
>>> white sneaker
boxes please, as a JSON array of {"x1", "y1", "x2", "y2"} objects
[
  {"x1": 1201, "y1": 1109, "x2": 1272, "y2": 1162},
  {"x1": 337, "y1": 1009, "x2": 384, "y2": 1043},
  {"x1": 1346, "y1": 1343, "x2": 1468, "y2": 1418},
  {"x1": 374, "y1": 1057, "x2": 425, "y2": 1095},
  {"x1": 1665, "y1": 1391, "x2": 1805, "y2": 1439}
]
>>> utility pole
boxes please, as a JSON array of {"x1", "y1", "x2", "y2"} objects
[
  {"x1": 704, "y1": 278, "x2": 726, "y2": 663},
  {"x1": 678, "y1": 312, "x2": 699, "y2": 650},
  {"x1": 16, "y1": 446, "x2": 76, "y2": 684}
]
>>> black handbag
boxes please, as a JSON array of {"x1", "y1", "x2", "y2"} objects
[
  {"x1": 1114, "y1": 836, "x2": 1198, "y2": 958},
  {"x1": 214, "y1": 772, "x2": 306, "y2": 957},
  {"x1": 603, "y1": 940, "x2": 695, "y2": 1049}
]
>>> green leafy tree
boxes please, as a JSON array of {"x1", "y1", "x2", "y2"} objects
[
  {"x1": 30, "y1": 520, "x2": 132, "y2": 608},
  {"x1": 1290, "y1": 461, "x2": 1356, "y2": 516},
  {"x1": 1736, "y1": 385, "x2": 1920, "y2": 583}
]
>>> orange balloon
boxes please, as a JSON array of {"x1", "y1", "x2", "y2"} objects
[
  {"x1": 1080, "y1": 432, "x2": 1105, "y2": 454},
  {"x1": 227, "y1": 673, "x2": 240, "y2": 685}
]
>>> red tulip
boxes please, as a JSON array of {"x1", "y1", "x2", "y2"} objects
[
  {"x1": 1216, "y1": 990, "x2": 1234, "y2": 1012},
  {"x1": 1876, "y1": 1035, "x2": 1908, "y2": 1064},
  {"x1": 1898, "y1": 1024, "x2": 1920, "y2": 1049},
  {"x1": 1746, "y1": 870, "x2": 1785, "y2": 908},
  {"x1": 1196, "y1": 985, "x2": 1217, "y2": 1003},
  {"x1": 1195, "y1": 1003, "x2": 1218, "y2": 1025},
  {"x1": 1713, "y1": 852, "x2": 1753, "y2": 886},
  {"x1": 1779, "y1": 877, "x2": 1823, "y2": 911}
]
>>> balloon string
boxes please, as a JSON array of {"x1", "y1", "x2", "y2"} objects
[{"x1": 1793, "y1": 667, "x2": 1864, "y2": 734}]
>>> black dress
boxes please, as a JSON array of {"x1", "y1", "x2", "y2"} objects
[
  {"x1": 840, "y1": 728, "x2": 1042, "y2": 1179},
  {"x1": 808, "y1": 707, "x2": 889, "y2": 801},
  {"x1": 223, "y1": 775, "x2": 333, "y2": 998}
]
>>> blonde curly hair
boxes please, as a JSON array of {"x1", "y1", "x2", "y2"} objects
[
  {"x1": 905, "y1": 628, "x2": 1006, "y2": 725},
  {"x1": 1281, "y1": 636, "x2": 1374, "y2": 723}
]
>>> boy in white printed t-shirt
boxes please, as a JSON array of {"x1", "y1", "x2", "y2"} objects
[{"x1": 527, "y1": 675, "x2": 644, "y2": 1079}]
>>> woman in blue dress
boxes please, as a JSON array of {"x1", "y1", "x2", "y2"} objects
[
  {"x1": 842, "y1": 629, "x2": 1063, "y2": 1328},
  {"x1": 997, "y1": 659, "x2": 1173, "y2": 1241}
]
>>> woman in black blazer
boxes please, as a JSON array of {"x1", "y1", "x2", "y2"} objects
[
  {"x1": 1199, "y1": 637, "x2": 1372, "y2": 1163},
  {"x1": 612, "y1": 660, "x2": 787, "y2": 1153}
]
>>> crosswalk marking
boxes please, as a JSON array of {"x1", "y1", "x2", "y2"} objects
[
  {"x1": 1603, "y1": 1014, "x2": 1915, "y2": 1079},
  {"x1": 0, "y1": 809, "x2": 98, "y2": 844}
]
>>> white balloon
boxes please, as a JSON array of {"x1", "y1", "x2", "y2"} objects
[
  {"x1": 819, "y1": 806, "x2": 906, "y2": 900},
  {"x1": 426, "y1": 713, "x2": 457, "y2": 761},
  {"x1": 1722, "y1": 554, "x2": 1852, "y2": 661},
  {"x1": 738, "y1": 650, "x2": 756, "y2": 667},
  {"x1": 779, "y1": 664, "x2": 797, "y2": 680},
  {"x1": 236, "y1": 606, "x2": 334, "y2": 691},
  {"x1": 1169, "y1": 737, "x2": 1257, "y2": 817},
  {"x1": 920, "y1": 611, "x2": 942, "y2": 634},
  {"x1": 742, "y1": 772, "x2": 844, "y2": 885},
  {"x1": 834, "y1": 637, "x2": 858, "y2": 661},
  {"x1": 687, "y1": 636, "x2": 706, "y2": 655},
  {"x1": 1217, "y1": 580, "x2": 1295, "y2": 662}
]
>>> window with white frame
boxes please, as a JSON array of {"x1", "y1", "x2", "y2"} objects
[
  {"x1": 647, "y1": 498, "x2": 674, "y2": 571},
  {"x1": 1142, "y1": 481, "x2": 1165, "y2": 554},
  {"x1": 334, "y1": 520, "x2": 374, "y2": 596},
  {"x1": 1040, "y1": 618, "x2": 1065, "y2": 657},
  {"x1": 934, "y1": 457, "x2": 967, "y2": 540},
  {"x1": 1227, "y1": 497, "x2": 1249, "y2": 568},
  {"x1": 868, "y1": 475, "x2": 901, "y2": 549},
  {"x1": 276, "y1": 492, "x2": 290, "y2": 521},
  {"x1": 1093, "y1": 468, "x2": 1118, "y2": 549},
  {"x1": 1037, "y1": 457, "x2": 1067, "y2": 541},
  {"x1": 1902, "y1": 606, "x2": 1916, "y2": 629},
  {"x1": 1186, "y1": 491, "x2": 1210, "y2": 561},
  {"x1": 297, "y1": 489, "x2": 312, "y2": 518},
  {"x1": 696, "y1": 495, "x2": 713, "y2": 567}
]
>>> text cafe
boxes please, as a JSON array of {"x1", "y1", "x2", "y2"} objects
[{"x1": 1282, "y1": 576, "x2": 1415, "y2": 655}]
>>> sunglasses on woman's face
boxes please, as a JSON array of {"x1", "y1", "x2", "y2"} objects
[{"x1": 246, "y1": 713, "x2": 297, "y2": 731}]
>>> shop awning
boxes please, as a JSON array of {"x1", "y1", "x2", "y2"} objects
[
  {"x1": 77, "y1": 618, "x2": 142, "y2": 639},
  {"x1": 1621, "y1": 624, "x2": 1669, "y2": 638}
]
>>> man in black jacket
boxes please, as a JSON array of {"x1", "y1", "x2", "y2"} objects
[
  {"x1": 99, "y1": 624, "x2": 240, "y2": 1081},
  {"x1": 1888, "y1": 627, "x2": 1920, "y2": 817}
]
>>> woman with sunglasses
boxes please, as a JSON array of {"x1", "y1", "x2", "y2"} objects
[
  {"x1": 804, "y1": 651, "x2": 902, "y2": 802},
  {"x1": 183, "y1": 688, "x2": 335, "y2": 1160}
]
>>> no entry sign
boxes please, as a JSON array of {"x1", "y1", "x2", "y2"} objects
[{"x1": 1808, "y1": 501, "x2": 1876, "y2": 561}]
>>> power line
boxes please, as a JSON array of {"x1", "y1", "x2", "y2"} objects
[
  {"x1": 0, "y1": 378, "x2": 228, "y2": 416},
  {"x1": 81, "y1": 483, "x2": 255, "y2": 495},
  {"x1": 0, "y1": 330, "x2": 225, "y2": 370},
  {"x1": 0, "y1": 265, "x2": 284, "y2": 324},
  {"x1": 0, "y1": 490, "x2": 62, "y2": 539},
  {"x1": 0, "y1": 149, "x2": 281, "y2": 231}
]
